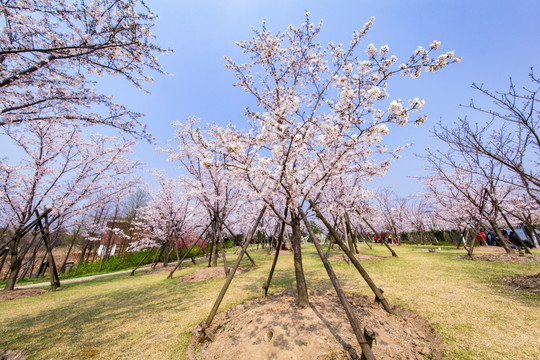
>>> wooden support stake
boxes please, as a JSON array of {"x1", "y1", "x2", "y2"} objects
[
  {"x1": 299, "y1": 207, "x2": 376, "y2": 360},
  {"x1": 262, "y1": 208, "x2": 288, "y2": 297},
  {"x1": 310, "y1": 200, "x2": 393, "y2": 314},
  {"x1": 360, "y1": 215, "x2": 398, "y2": 258},
  {"x1": 197, "y1": 206, "x2": 267, "y2": 343}
]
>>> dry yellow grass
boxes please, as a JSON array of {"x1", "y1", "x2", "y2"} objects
[{"x1": 0, "y1": 244, "x2": 538, "y2": 359}]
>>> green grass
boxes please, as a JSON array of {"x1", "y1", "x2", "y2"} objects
[{"x1": 0, "y1": 244, "x2": 539, "y2": 359}]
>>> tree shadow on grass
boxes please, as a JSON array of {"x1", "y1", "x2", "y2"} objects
[{"x1": 0, "y1": 277, "x2": 219, "y2": 357}]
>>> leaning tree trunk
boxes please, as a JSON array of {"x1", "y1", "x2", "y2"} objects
[
  {"x1": 499, "y1": 209, "x2": 532, "y2": 254},
  {"x1": 36, "y1": 213, "x2": 61, "y2": 291},
  {"x1": 290, "y1": 211, "x2": 310, "y2": 308},
  {"x1": 487, "y1": 219, "x2": 513, "y2": 254},
  {"x1": 4, "y1": 234, "x2": 24, "y2": 290}
]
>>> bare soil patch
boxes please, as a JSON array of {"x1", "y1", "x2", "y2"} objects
[
  {"x1": 0, "y1": 289, "x2": 47, "y2": 302},
  {"x1": 500, "y1": 272, "x2": 540, "y2": 293},
  {"x1": 189, "y1": 291, "x2": 442, "y2": 360},
  {"x1": 328, "y1": 254, "x2": 386, "y2": 262},
  {"x1": 457, "y1": 253, "x2": 540, "y2": 263},
  {"x1": 177, "y1": 266, "x2": 252, "y2": 282},
  {"x1": 0, "y1": 350, "x2": 27, "y2": 360}
]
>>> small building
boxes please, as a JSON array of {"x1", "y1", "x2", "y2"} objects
[{"x1": 98, "y1": 222, "x2": 132, "y2": 256}]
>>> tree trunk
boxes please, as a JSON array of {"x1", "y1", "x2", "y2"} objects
[
  {"x1": 60, "y1": 227, "x2": 80, "y2": 273},
  {"x1": 207, "y1": 235, "x2": 215, "y2": 267},
  {"x1": 37, "y1": 214, "x2": 61, "y2": 291},
  {"x1": 499, "y1": 209, "x2": 532, "y2": 254},
  {"x1": 4, "y1": 235, "x2": 23, "y2": 290},
  {"x1": 344, "y1": 214, "x2": 359, "y2": 254},
  {"x1": 36, "y1": 251, "x2": 49, "y2": 277},
  {"x1": 487, "y1": 219, "x2": 513, "y2": 254},
  {"x1": 152, "y1": 245, "x2": 165, "y2": 270},
  {"x1": 0, "y1": 248, "x2": 9, "y2": 278},
  {"x1": 5, "y1": 256, "x2": 22, "y2": 290},
  {"x1": 211, "y1": 231, "x2": 219, "y2": 267},
  {"x1": 163, "y1": 244, "x2": 172, "y2": 267},
  {"x1": 290, "y1": 211, "x2": 309, "y2": 308},
  {"x1": 325, "y1": 236, "x2": 334, "y2": 257}
]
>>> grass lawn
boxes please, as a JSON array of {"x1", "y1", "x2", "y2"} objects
[{"x1": 0, "y1": 244, "x2": 539, "y2": 359}]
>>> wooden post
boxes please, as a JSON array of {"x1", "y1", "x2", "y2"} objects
[
  {"x1": 130, "y1": 248, "x2": 154, "y2": 276},
  {"x1": 167, "y1": 238, "x2": 201, "y2": 279},
  {"x1": 221, "y1": 219, "x2": 256, "y2": 267},
  {"x1": 197, "y1": 206, "x2": 266, "y2": 343},
  {"x1": 360, "y1": 215, "x2": 398, "y2": 258},
  {"x1": 299, "y1": 207, "x2": 376, "y2": 360},
  {"x1": 262, "y1": 209, "x2": 288, "y2": 297},
  {"x1": 310, "y1": 200, "x2": 393, "y2": 314}
]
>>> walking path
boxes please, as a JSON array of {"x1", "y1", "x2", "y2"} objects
[
  {"x1": 1, "y1": 246, "x2": 267, "y2": 290},
  {"x1": 2, "y1": 257, "x2": 208, "y2": 290}
]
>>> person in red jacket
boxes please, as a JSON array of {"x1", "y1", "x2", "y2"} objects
[{"x1": 476, "y1": 230, "x2": 487, "y2": 246}]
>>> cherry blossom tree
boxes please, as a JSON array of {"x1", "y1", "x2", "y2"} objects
[
  {"x1": 0, "y1": 120, "x2": 140, "y2": 289},
  {"x1": 0, "y1": 0, "x2": 169, "y2": 137},
  {"x1": 165, "y1": 119, "x2": 246, "y2": 271},
  {"x1": 190, "y1": 15, "x2": 461, "y2": 359},
  {"x1": 129, "y1": 171, "x2": 198, "y2": 271},
  {"x1": 196, "y1": 13, "x2": 460, "y2": 311}
]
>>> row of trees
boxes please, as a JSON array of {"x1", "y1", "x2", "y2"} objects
[
  {"x1": 1, "y1": 3, "x2": 537, "y2": 358},
  {"x1": 0, "y1": 0, "x2": 167, "y2": 289},
  {"x1": 421, "y1": 71, "x2": 540, "y2": 256}
]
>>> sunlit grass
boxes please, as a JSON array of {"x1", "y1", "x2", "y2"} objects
[{"x1": 0, "y1": 244, "x2": 539, "y2": 359}]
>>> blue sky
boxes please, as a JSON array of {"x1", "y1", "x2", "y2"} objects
[{"x1": 9, "y1": 1, "x2": 540, "y2": 198}]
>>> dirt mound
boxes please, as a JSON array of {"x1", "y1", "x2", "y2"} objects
[
  {"x1": 0, "y1": 350, "x2": 27, "y2": 360},
  {"x1": 177, "y1": 266, "x2": 251, "y2": 282},
  {"x1": 500, "y1": 272, "x2": 540, "y2": 293},
  {"x1": 328, "y1": 254, "x2": 386, "y2": 262},
  {"x1": 189, "y1": 291, "x2": 442, "y2": 360},
  {"x1": 457, "y1": 253, "x2": 540, "y2": 263},
  {"x1": 0, "y1": 289, "x2": 47, "y2": 302}
]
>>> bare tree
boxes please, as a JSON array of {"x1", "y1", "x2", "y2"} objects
[{"x1": 434, "y1": 69, "x2": 540, "y2": 205}]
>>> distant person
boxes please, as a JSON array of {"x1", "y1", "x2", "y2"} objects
[
  {"x1": 487, "y1": 230, "x2": 498, "y2": 246},
  {"x1": 509, "y1": 231, "x2": 521, "y2": 248},
  {"x1": 476, "y1": 230, "x2": 487, "y2": 246}
]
